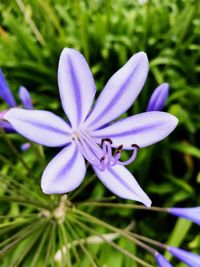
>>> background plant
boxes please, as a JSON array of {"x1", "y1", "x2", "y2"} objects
[{"x1": 0, "y1": 0, "x2": 200, "y2": 266}]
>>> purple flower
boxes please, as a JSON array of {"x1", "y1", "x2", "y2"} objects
[
  {"x1": 146, "y1": 83, "x2": 169, "y2": 111},
  {"x1": 18, "y1": 86, "x2": 33, "y2": 110},
  {"x1": 0, "y1": 69, "x2": 16, "y2": 107},
  {"x1": 169, "y1": 246, "x2": 200, "y2": 267},
  {"x1": 5, "y1": 48, "x2": 178, "y2": 206},
  {"x1": 0, "y1": 70, "x2": 33, "y2": 132},
  {"x1": 155, "y1": 253, "x2": 173, "y2": 267},
  {"x1": 169, "y1": 207, "x2": 200, "y2": 226}
]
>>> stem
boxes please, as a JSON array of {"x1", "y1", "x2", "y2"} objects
[
  {"x1": 131, "y1": 233, "x2": 167, "y2": 250},
  {"x1": 70, "y1": 215, "x2": 154, "y2": 267},
  {"x1": 66, "y1": 216, "x2": 99, "y2": 267},
  {"x1": 71, "y1": 209, "x2": 158, "y2": 257},
  {"x1": 0, "y1": 129, "x2": 32, "y2": 173},
  {"x1": 77, "y1": 201, "x2": 168, "y2": 212}
]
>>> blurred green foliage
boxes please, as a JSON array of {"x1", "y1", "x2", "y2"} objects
[{"x1": 0, "y1": 0, "x2": 200, "y2": 266}]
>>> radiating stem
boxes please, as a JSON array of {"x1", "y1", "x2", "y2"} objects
[
  {"x1": 66, "y1": 216, "x2": 99, "y2": 267},
  {"x1": 77, "y1": 201, "x2": 168, "y2": 212},
  {"x1": 131, "y1": 233, "x2": 167, "y2": 250},
  {"x1": 71, "y1": 209, "x2": 158, "y2": 259},
  {"x1": 70, "y1": 215, "x2": 154, "y2": 267}
]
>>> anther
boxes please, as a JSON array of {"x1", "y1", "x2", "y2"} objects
[
  {"x1": 131, "y1": 144, "x2": 140, "y2": 149},
  {"x1": 101, "y1": 138, "x2": 113, "y2": 146},
  {"x1": 100, "y1": 156, "x2": 105, "y2": 163},
  {"x1": 117, "y1": 144, "x2": 123, "y2": 150}
]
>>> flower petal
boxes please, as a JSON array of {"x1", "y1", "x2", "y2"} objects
[
  {"x1": 4, "y1": 108, "x2": 72, "y2": 147},
  {"x1": 93, "y1": 164, "x2": 151, "y2": 207},
  {"x1": 84, "y1": 52, "x2": 149, "y2": 130},
  {"x1": 155, "y1": 253, "x2": 173, "y2": 267},
  {"x1": 0, "y1": 69, "x2": 16, "y2": 107},
  {"x1": 169, "y1": 207, "x2": 200, "y2": 226},
  {"x1": 146, "y1": 83, "x2": 169, "y2": 111},
  {"x1": 91, "y1": 111, "x2": 178, "y2": 149},
  {"x1": 41, "y1": 143, "x2": 86, "y2": 194},
  {"x1": 168, "y1": 247, "x2": 200, "y2": 267},
  {"x1": 58, "y1": 48, "x2": 96, "y2": 128},
  {"x1": 18, "y1": 86, "x2": 33, "y2": 109}
]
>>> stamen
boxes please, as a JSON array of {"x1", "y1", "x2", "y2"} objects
[
  {"x1": 74, "y1": 138, "x2": 99, "y2": 166},
  {"x1": 101, "y1": 138, "x2": 113, "y2": 146},
  {"x1": 117, "y1": 144, "x2": 139, "y2": 166},
  {"x1": 80, "y1": 129, "x2": 102, "y2": 157},
  {"x1": 110, "y1": 150, "x2": 121, "y2": 166},
  {"x1": 102, "y1": 139, "x2": 113, "y2": 166}
]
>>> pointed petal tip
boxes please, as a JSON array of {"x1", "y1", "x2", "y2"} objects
[
  {"x1": 144, "y1": 198, "x2": 152, "y2": 208},
  {"x1": 133, "y1": 51, "x2": 149, "y2": 65}
]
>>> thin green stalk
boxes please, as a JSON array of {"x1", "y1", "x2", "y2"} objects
[
  {"x1": 77, "y1": 201, "x2": 168, "y2": 212},
  {"x1": 131, "y1": 233, "x2": 167, "y2": 250},
  {"x1": 66, "y1": 217, "x2": 99, "y2": 267},
  {"x1": 0, "y1": 196, "x2": 50, "y2": 210},
  {"x1": 30, "y1": 223, "x2": 51, "y2": 267},
  {"x1": 70, "y1": 215, "x2": 154, "y2": 267},
  {"x1": 59, "y1": 223, "x2": 72, "y2": 267},
  {"x1": 64, "y1": 220, "x2": 82, "y2": 266},
  {"x1": 0, "y1": 214, "x2": 37, "y2": 219},
  {"x1": 31, "y1": 142, "x2": 46, "y2": 169},
  {"x1": 10, "y1": 221, "x2": 47, "y2": 266},
  {"x1": 44, "y1": 222, "x2": 56, "y2": 267},
  {"x1": 0, "y1": 130, "x2": 32, "y2": 173},
  {"x1": 71, "y1": 209, "x2": 158, "y2": 256},
  {"x1": 15, "y1": 0, "x2": 45, "y2": 45},
  {"x1": 0, "y1": 219, "x2": 46, "y2": 257}
]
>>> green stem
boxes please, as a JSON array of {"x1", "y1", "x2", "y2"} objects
[
  {"x1": 71, "y1": 209, "x2": 158, "y2": 257},
  {"x1": 77, "y1": 201, "x2": 168, "y2": 212},
  {"x1": 70, "y1": 215, "x2": 154, "y2": 267}
]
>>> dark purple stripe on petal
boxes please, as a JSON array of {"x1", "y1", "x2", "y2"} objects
[
  {"x1": 90, "y1": 65, "x2": 140, "y2": 127},
  {"x1": 68, "y1": 57, "x2": 82, "y2": 125},
  {"x1": 58, "y1": 145, "x2": 78, "y2": 178},
  {"x1": 108, "y1": 167, "x2": 137, "y2": 195}
]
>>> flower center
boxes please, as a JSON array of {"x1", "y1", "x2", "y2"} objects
[{"x1": 72, "y1": 130, "x2": 139, "y2": 171}]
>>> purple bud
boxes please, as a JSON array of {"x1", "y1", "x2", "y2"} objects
[
  {"x1": 18, "y1": 86, "x2": 33, "y2": 109},
  {"x1": 155, "y1": 253, "x2": 173, "y2": 267},
  {"x1": 146, "y1": 83, "x2": 169, "y2": 111},
  {"x1": 169, "y1": 246, "x2": 200, "y2": 267},
  {"x1": 0, "y1": 120, "x2": 15, "y2": 133},
  {"x1": 20, "y1": 142, "x2": 31, "y2": 151},
  {"x1": 169, "y1": 207, "x2": 200, "y2": 226},
  {"x1": 0, "y1": 69, "x2": 16, "y2": 107}
]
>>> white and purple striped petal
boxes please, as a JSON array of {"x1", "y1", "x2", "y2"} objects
[
  {"x1": 91, "y1": 111, "x2": 178, "y2": 149},
  {"x1": 93, "y1": 164, "x2": 151, "y2": 207},
  {"x1": 168, "y1": 247, "x2": 200, "y2": 267},
  {"x1": 155, "y1": 253, "x2": 173, "y2": 267},
  {"x1": 58, "y1": 48, "x2": 96, "y2": 129},
  {"x1": 169, "y1": 207, "x2": 200, "y2": 226},
  {"x1": 41, "y1": 142, "x2": 86, "y2": 194},
  {"x1": 147, "y1": 83, "x2": 169, "y2": 112},
  {"x1": 0, "y1": 69, "x2": 16, "y2": 107},
  {"x1": 4, "y1": 108, "x2": 72, "y2": 147},
  {"x1": 84, "y1": 52, "x2": 149, "y2": 130},
  {"x1": 18, "y1": 86, "x2": 33, "y2": 109}
]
